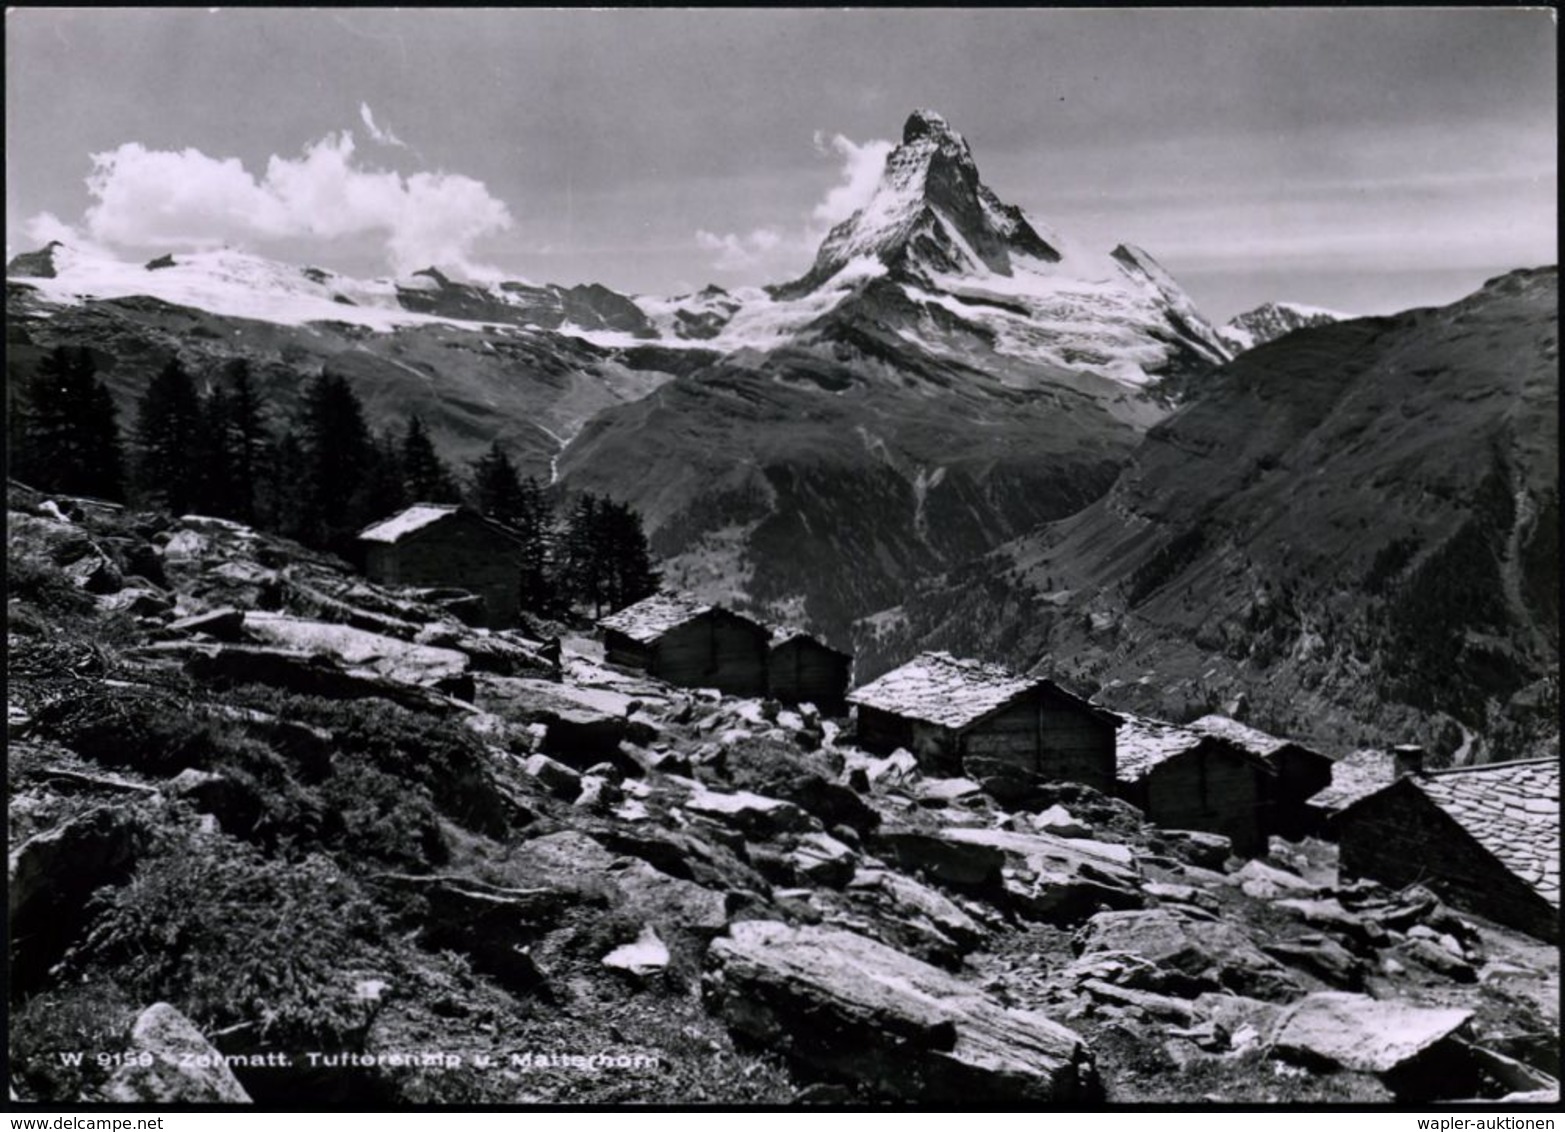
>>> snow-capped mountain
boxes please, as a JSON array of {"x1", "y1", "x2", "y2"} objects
[
  {"x1": 1219, "y1": 300, "x2": 1351, "y2": 353},
  {"x1": 766, "y1": 109, "x2": 1232, "y2": 389},
  {"x1": 7, "y1": 108, "x2": 1240, "y2": 646}
]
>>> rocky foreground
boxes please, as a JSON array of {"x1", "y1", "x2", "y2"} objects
[{"x1": 6, "y1": 483, "x2": 1559, "y2": 1106}]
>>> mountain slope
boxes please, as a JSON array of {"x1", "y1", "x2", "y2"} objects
[
  {"x1": 6, "y1": 271, "x2": 705, "y2": 483},
  {"x1": 555, "y1": 110, "x2": 1231, "y2": 640},
  {"x1": 1220, "y1": 301, "x2": 1352, "y2": 354},
  {"x1": 863, "y1": 267, "x2": 1559, "y2": 763}
]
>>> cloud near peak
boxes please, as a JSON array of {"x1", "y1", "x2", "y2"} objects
[
  {"x1": 34, "y1": 126, "x2": 513, "y2": 279},
  {"x1": 696, "y1": 129, "x2": 892, "y2": 277}
]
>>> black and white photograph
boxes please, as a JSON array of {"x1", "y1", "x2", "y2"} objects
[{"x1": 4, "y1": 7, "x2": 1558, "y2": 1111}]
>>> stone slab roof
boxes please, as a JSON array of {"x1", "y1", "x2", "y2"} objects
[
  {"x1": 598, "y1": 591, "x2": 716, "y2": 644},
  {"x1": 848, "y1": 651, "x2": 1112, "y2": 732},
  {"x1": 1190, "y1": 714, "x2": 1324, "y2": 762},
  {"x1": 1115, "y1": 713, "x2": 1207, "y2": 783},
  {"x1": 358, "y1": 504, "x2": 461, "y2": 544},
  {"x1": 1310, "y1": 748, "x2": 1400, "y2": 814},
  {"x1": 769, "y1": 627, "x2": 851, "y2": 659},
  {"x1": 1416, "y1": 758, "x2": 1560, "y2": 910},
  {"x1": 848, "y1": 652, "x2": 1037, "y2": 730}
]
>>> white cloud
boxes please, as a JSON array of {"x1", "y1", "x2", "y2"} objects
[
  {"x1": 36, "y1": 129, "x2": 513, "y2": 278},
  {"x1": 695, "y1": 227, "x2": 786, "y2": 271},
  {"x1": 359, "y1": 102, "x2": 407, "y2": 149},
  {"x1": 696, "y1": 129, "x2": 893, "y2": 276},
  {"x1": 811, "y1": 132, "x2": 894, "y2": 226}
]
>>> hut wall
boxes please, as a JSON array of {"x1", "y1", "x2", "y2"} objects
[
  {"x1": 853, "y1": 706, "x2": 960, "y2": 772},
  {"x1": 1143, "y1": 745, "x2": 1271, "y2": 857},
  {"x1": 363, "y1": 516, "x2": 521, "y2": 628},
  {"x1": 1337, "y1": 782, "x2": 1558, "y2": 942},
  {"x1": 961, "y1": 690, "x2": 1115, "y2": 791},
  {"x1": 603, "y1": 630, "x2": 653, "y2": 672},
  {"x1": 650, "y1": 612, "x2": 768, "y2": 696},
  {"x1": 1267, "y1": 747, "x2": 1336, "y2": 840},
  {"x1": 768, "y1": 640, "x2": 851, "y2": 713}
]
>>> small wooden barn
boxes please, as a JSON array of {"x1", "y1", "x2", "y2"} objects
[
  {"x1": 1116, "y1": 713, "x2": 1276, "y2": 856},
  {"x1": 358, "y1": 504, "x2": 524, "y2": 629},
  {"x1": 767, "y1": 629, "x2": 852, "y2": 715},
  {"x1": 1334, "y1": 758, "x2": 1559, "y2": 942},
  {"x1": 598, "y1": 591, "x2": 770, "y2": 697},
  {"x1": 1189, "y1": 714, "x2": 1335, "y2": 840},
  {"x1": 846, "y1": 651, "x2": 1119, "y2": 789}
]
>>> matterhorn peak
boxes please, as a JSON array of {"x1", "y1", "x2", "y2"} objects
[
  {"x1": 902, "y1": 108, "x2": 964, "y2": 148},
  {"x1": 776, "y1": 108, "x2": 1060, "y2": 296}
]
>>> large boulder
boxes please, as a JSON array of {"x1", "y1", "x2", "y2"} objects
[
  {"x1": 918, "y1": 827, "x2": 1143, "y2": 924},
  {"x1": 1270, "y1": 992, "x2": 1475, "y2": 1099},
  {"x1": 705, "y1": 920, "x2": 1099, "y2": 1103},
  {"x1": 8, "y1": 806, "x2": 145, "y2": 992},
  {"x1": 509, "y1": 831, "x2": 729, "y2": 936},
  {"x1": 103, "y1": 1003, "x2": 252, "y2": 1104},
  {"x1": 1074, "y1": 907, "x2": 1303, "y2": 1001}
]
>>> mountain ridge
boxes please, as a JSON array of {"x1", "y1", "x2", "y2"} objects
[{"x1": 856, "y1": 265, "x2": 1559, "y2": 764}]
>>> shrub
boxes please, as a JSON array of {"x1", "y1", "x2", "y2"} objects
[
  {"x1": 68, "y1": 832, "x2": 393, "y2": 1050},
  {"x1": 320, "y1": 759, "x2": 449, "y2": 870},
  {"x1": 233, "y1": 692, "x2": 508, "y2": 837},
  {"x1": 33, "y1": 686, "x2": 236, "y2": 776},
  {"x1": 8, "y1": 979, "x2": 140, "y2": 1102}
]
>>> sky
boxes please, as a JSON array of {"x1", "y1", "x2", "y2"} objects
[{"x1": 4, "y1": 8, "x2": 1557, "y2": 321}]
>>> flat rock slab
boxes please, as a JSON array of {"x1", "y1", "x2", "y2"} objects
[
  {"x1": 243, "y1": 613, "x2": 468, "y2": 687},
  {"x1": 1232, "y1": 858, "x2": 1322, "y2": 899},
  {"x1": 1076, "y1": 907, "x2": 1302, "y2": 1001},
  {"x1": 705, "y1": 920, "x2": 1099, "y2": 1103},
  {"x1": 1271, "y1": 992, "x2": 1473, "y2": 1075},
  {"x1": 478, "y1": 675, "x2": 639, "y2": 719},
  {"x1": 915, "y1": 777, "x2": 984, "y2": 806},
  {"x1": 685, "y1": 787, "x2": 815, "y2": 838}
]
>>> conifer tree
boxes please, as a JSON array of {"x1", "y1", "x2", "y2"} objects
[
  {"x1": 472, "y1": 442, "x2": 556, "y2": 613},
  {"x1": 134, "y1": 356, "x2": 202, "y2": 513},
  {"x1": 11, "y1": 345, "x2": 126, "y2": 501},
  {"x1": 361, "y1": 428, "x2": 410, "y2": 523},
  {"x1": 471, "y1": 441, "x2": 528, "y2": 527},
  {"x1": 295, "y1": 370, "x2": 374, "y2": 553},
  {"x1": 222, "y1": 359, "x2": 268, "y2": 524},
  {"x1": 191, "y1": 380, "x2": 237, "y2": 518},
  {"x1": 400, "y1": 415, "x2": 460, "y2": 503},
  {"x1": 557, "y1": 492, "x2": 658, "y2": 617}
]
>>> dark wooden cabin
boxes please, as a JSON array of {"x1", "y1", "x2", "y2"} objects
[
  {"x1": 598, "y1": 592, "x2": 770, "y2": 697},
  {"x1": 1334, "y1": 758, "x2": 1559, "y2": 942},
  {"x1": 358, "y1": 504, "x2": 523, "y2": 629},
  {"x1": 847, "y1": 651, "x2": 1118, "y2": 789},
  {"x1": 767, "y1": 630, "x2": 852, "y2": 715},
  {"x1": 1190, "y1": 715, "x2": 1335, "y2": 840},
  {"x1": 1116, "y1": 713, "x2": 1276, "y2": 857}
]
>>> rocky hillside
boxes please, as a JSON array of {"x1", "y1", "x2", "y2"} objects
[
  {"x1": 7, "y1": 482, "x2": 1557, "y2": 1106},
  {"x1": 861, "y1": 267, "x2": 1560, "y2": 764}
]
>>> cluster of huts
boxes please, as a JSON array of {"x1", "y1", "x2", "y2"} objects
[
  {"x1": 593, "y1": 591, "x2": 1560, "y2": 943},
  {"x1": 347, "y1": 512, "x2": 1560, "y2": 946}
]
